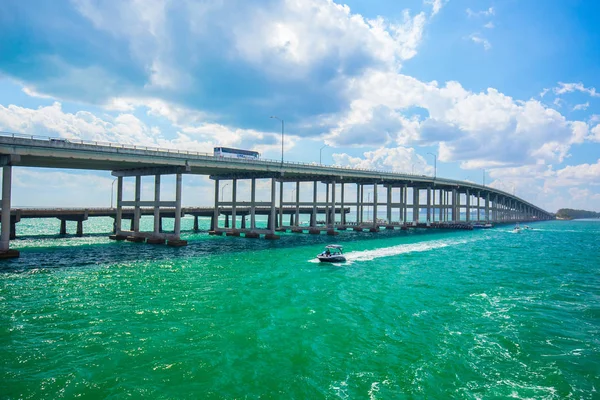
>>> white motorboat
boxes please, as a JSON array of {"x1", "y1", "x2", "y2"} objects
[
  {"x1": 317, "y1": 245, "x2": 346, "y2": 263},
  {"x1": 513, "y1": 223, "x2": 522, "y2": 233}
]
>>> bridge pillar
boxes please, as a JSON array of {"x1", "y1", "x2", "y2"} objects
[
  {"x1": 466, "y1": 189, "x2": 471, "y2": 222},
  {"x1": 116, "y1": 176, "x2": 123, "y2": 234},
  {"x1": 60, "y1": 219, "x2": 67, "y2": 235},
  {"x1": 278, "y1": 180, "x2": 284, "y2": 228},
  {"x1": 0, "y1": 165, "x2": 18, "y2": 257},
  {"x1": 485, "y1": 193, "x2": 490, "y2": 222},
  {"x1": 270, "y1": 178, "x2": 277, "y2": 233},
  {"x1": 356, "y1": 183, "x2": 361, "y2": 224},
  {"x1": 154, "y1": 175, "x2": 161, "y2": 236},
  {"x1": 76, "y1": 220, "x2": 83, "y2": 237},
  {"x1": 412, "y1": 187, "x2": 419, "y2": 224},
  {"x1": 174, "y1": 173, "x2": 182, "y2": 237},
  {"x1": 193, "y1": 216, "x2": 199, "y2": 232},
  {"x1": 325, "y1": 182, "x2": 330, "y2": 226},
  {"x1": 250, "y1": 178, "x2": 256, "y2": 230},
  {"x1": 232, "y1": 179, "x2": 237, "y2": 230},
  {"x1": 311, "y1": 181, "x2": 318, "y2": 228},
  {"x1": 372, "y1": 183, "x2": 378, "y2": 228},
  {"x1": 134, "y1": 176, "x2": 141, "y2": 233},
  {"x1": 386, "y1": 185, "x2": 392, "y2": 224},
  {"x1": 330, "y1": 181, "x2": 336, "y2": 227},
  {"x1": 426, "y1": 186, "x2": 431, "y2": 225},
  {"x1": 340, "y1": 182, "x2": 346, "y2": 225},
  {"x1": 224, "y1": 214, "x2": 229, "y2": 228},
  {"x1": 213, "y1": 179, "x2": 220, "y2": 231},
  {"x1": 294, "y1": 181, "x2": 300, "y2": 227}
]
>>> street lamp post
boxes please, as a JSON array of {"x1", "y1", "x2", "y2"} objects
[
  {"x1": 291, "y1": 188, "x2": 296, "y2": 202},
  {"x1": 111, "y1": 178, "x2": 117, "y2": 208},
  {"x1": 319, "y1": 144, "x2": 328, "y2": 164},
  {"x1": 221, "y1": 183, "x2": 230, "y2": 202},
  {"x1": 270, "y1": 116, "x2": 284, "y2": 164},
  {"x1": 427, "y1": 152, "x2": 437, "y2": 179}
]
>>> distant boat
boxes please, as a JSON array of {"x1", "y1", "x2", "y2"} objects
[
  {"x1": 513, "y1": 223, "x2": 522, "y2": 234},
  {"x1": 473, "y1": 223, "x2": 493, "y2": 229},
  {"x1": 317, "y1": 245, "x2": 346, "y2": 263}
]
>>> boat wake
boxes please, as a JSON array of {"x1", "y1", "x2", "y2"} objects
[{"x1": 341, "y1": 238, "x2": 478, "y2": 263}]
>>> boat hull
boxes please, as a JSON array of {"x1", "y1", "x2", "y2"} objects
[{"x1": 317, "y1": 255, "x2": 346, "y2": 263}]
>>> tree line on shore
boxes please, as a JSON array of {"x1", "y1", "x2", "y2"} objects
[{"x1": 555, "y1": 208, "x2": 600, "y2": 219}]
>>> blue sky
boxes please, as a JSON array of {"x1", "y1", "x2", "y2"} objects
[{"x1": 0, "y1": 0, "x2": 599, "y2": 212}]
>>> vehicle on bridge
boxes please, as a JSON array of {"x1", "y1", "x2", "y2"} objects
[
  {"x1": 317, "y1": 245, "x2": 346, "y2": 263},
  {"x1": 214, "y1": 147, "x2": 260, "y2": 160}
]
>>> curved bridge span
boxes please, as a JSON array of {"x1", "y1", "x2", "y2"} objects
[{"x1": 0, "y1": 133, "x2": 553, "y2": 256}]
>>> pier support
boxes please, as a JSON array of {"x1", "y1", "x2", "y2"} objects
[{"x1": 0, "y1": 165, "x2": 18, "y2": 258}]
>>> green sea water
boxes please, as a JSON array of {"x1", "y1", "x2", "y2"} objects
[{"x1": 1, "y1": 218, "x2": 599, "y2": 399}]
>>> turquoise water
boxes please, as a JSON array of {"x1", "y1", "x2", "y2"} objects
[{"x1": 1, "y1": 219, "x2": 599, "y2": 399}]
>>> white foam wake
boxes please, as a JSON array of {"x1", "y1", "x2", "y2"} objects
[{"x1": 343, "y1": 238, "x2": 475, "y2": 263}]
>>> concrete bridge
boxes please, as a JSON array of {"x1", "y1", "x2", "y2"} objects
[{"x1": 0, "y1": 132, "x2": 553, "y2": 257}]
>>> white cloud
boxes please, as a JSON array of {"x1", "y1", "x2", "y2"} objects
[
  {"x1": 0, "y1": 102, "x2": 282, "y2": 153},
  {"x1": 572, "y1": 102, "x2": 590, "y2": 111},
  {"x1": 484, "y1": 22, "x2": 495, "y2": 29},
  {"x1": 588, "y1": 124, "x2": 600, "y2": 142},
  {"x1": 466, "y1": 7, "x2": 495, "y2": 18},
  {"x1": 553, "y1": 82, "x2": 600, "y2": 98},
  {"x1": 424, "y1": 0, "x2": 444, "y2": 16},
  {"x1": 469, "y1": 33, "x2": 491, "y2": 50},
  {"x1": 332, "y1": 147, "x2": 434, "y2": 175}
]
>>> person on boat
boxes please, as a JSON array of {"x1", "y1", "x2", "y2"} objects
[{"x1": 325, "y1": 249, "x2": 331, "y2": 256}]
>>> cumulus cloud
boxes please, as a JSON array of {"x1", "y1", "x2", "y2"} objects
[
  {"x1": 332, "y1": 147, "x2": 434, "y2": 175},
  {"x1": 0, "y1": 102, "x2": 281, "y2": 153},
  {"x1": 572, "y1": 102, "x2": 590, "y2": 111}
]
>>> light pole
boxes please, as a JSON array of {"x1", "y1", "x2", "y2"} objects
[
  {"x1": 291, "y1": 188, "x2": 296, "y2": 202},
  {"x1": 111, "y1": 178, "x2": 117, "y2": 208},
  {"x1": 427, "y1": 152, "x2": 437, "y2": 179},
  {"x1": 221, "y1": 183, "x2": 230, "y2": 202},
  {"x1": 270, "y1": 116, "x2": 284, "y2": 164},
  {"x1": 482, "y1": 170, "x2": 486, "y2": 186},
  {"x1": 319, "y1": 144, "x2": 328, "y2": 164}
]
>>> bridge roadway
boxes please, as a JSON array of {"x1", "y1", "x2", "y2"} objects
[{"x1": 0, "y1": 133, "x2": 553, "y2": 257}]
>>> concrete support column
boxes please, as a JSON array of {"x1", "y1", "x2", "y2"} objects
[
  {"x1": 485, "y1": 193, "x2": 490, "y2": 222},
  {"x1": 153, "y1": 174, "x2": 161, "y2": 235},
  {"x1": 412, "y1": 188, "x2": 419, "y2": 224},
  {"x1": 1, "y1": 166, "x2": 11, "y2": 251},
  {"x1": 331, "y1": 181, "x2": 336, "y2": 226},
  {"x1": 295, "y1": 181, "x2": 300, "y2": 227},
  {"x1": 452, "y1": 189, "x2": 458, "y2": 222},
  {"x1": 399, "y1": 186, "x2": 404, "y2": 223},
  {"x1": 116, "y1": 176, "x2": 123, "y2": 234},
  {"x1": 60, "y1": 219, "x2": 67, "y2": 235},
  {"x1": 386, "y1": 185, "x2": 392, "y2": 224},
  {"x1": 76, "y1": 220, "x2": 83, "y2": 237},
  {"x1": 174, "y1": 173, "x2": 182, "y2": 237},
  {"x1": 325, "y1": 182, "x2": 330, "y2": 226},
  {"x1": 439, "y1": 189, "x2": 446, "y2": 222},
  {"x1": 341, "y1": 183, "x2": 346, "y2": 225},
  {"x1": 193, "y1": 216, "x2": 199, "y2": 231},
  {"x1": 466, "y1": 190, "x2": 471, "y2": 222},
  {"x1": 356, "y1": 183, "x2": 361, "y2": 223},
  {"x1": 426, "y1": 186, "x2": 432, "y2": 224},
  {"x1": 403, "y1": 184, "x2": 408, "y2": 223},
  {"x1": 250, "y1": 178, "x2": 256, "y2": 230},
  {"x1": 213, "y1": 179, "x2": 220, "y2": 230},
  {"x1": 477, "y1": 191, "x2": 481, "y2": 221},
  {"x1": 278, "y1": 180, "x2": 284, "y2": 228},
  {"x1": 134, "y1": 176, "x2": 141, "y2": 233},
  {"x1": 270, "y1": 178, "x2": 277, "y2": 233},
  {"x1": 312, "y1": 181, "x2": 318, "y2": 227},
  {"x1": 232, "y1": 179, "x2": 237, "y2": 229},
  {"x1": 373, "y1": 183, "x2": 378, "y2": 227}
]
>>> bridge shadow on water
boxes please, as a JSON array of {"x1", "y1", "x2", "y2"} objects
[{"x1": 1, "y1": 228, "x2": 454, "y2": 274}]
